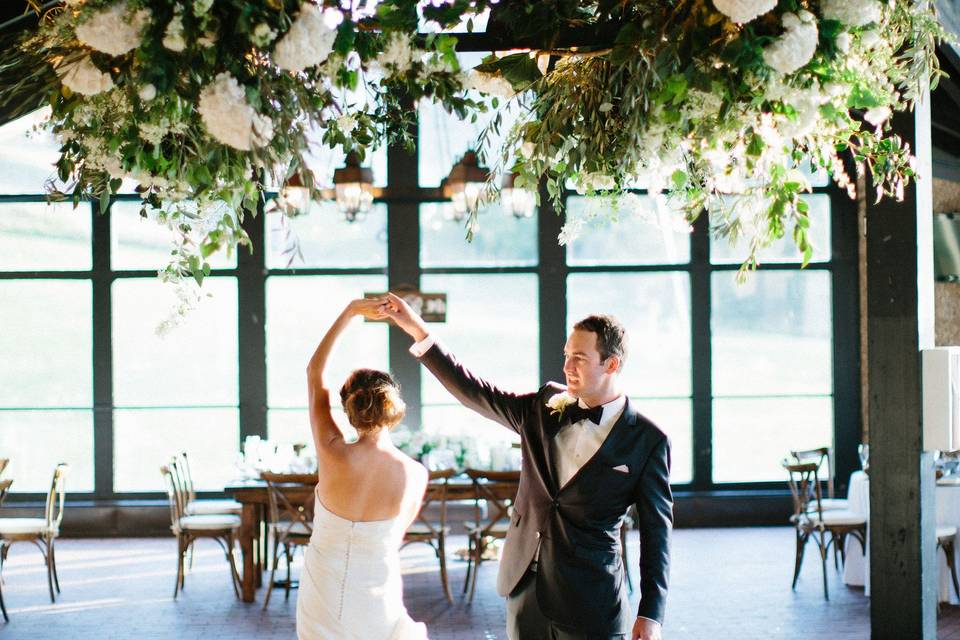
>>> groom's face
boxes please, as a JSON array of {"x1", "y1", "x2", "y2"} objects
[{"x1": 563, "y1": 329, "x2": 609, "y2": 398}]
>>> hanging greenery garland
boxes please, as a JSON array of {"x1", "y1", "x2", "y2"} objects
[{"x1": 0, "y1": 0, "x2": 949, "y2": 294}]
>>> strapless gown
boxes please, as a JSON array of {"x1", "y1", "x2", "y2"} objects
[{"x1": 296, "y1": 499, "x2": 428, "y2": 640}]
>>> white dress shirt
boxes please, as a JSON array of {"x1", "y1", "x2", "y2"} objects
[{"x1": 553, "y1": 394, "x2": 626, "y2": 487}]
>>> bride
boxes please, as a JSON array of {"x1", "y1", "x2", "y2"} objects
[{"x1": 297, "y1": 298, "x2": 429, "y2": 640}]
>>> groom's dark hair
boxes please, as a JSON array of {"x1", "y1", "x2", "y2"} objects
[{"x1": 573, "y1": 314, "x2": 628, "y2": 365}]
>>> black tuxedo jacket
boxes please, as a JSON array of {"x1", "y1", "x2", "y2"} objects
[{"x1": 418, "y1": 342, "x2": 673, "y2": 632}]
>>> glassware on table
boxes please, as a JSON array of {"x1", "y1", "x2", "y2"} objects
[{"x1": 858, "y1": 444, "x2": 869, "y2": 473}]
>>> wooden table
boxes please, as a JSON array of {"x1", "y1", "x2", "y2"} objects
[{"x1": 225, "y1": 475, "x2": 489, "y2": 603}]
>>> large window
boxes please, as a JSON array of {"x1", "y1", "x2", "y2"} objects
[{"x1": 0, "y1": 102, "x2": 853, "y2": 501}]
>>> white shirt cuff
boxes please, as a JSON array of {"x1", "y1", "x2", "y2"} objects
[
  {"x1": 408, "y1": 334, "x2": 436, "y2": 358},
  {"x1": 637, "y1": 616, "x2": 660, "y2": 625}
]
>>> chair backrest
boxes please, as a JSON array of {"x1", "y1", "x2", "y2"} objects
[
  {"x1": 783, "y1": 459, "x2": 823, "y2": 522},
  {"x1": 0, "y1": 478, "x2": 12, "y2": 508},
  {"x1": 464, "y1": 468, "x2": 520, "y2": 537},
  {"x1": 791, "y1": 447, "x2": 835, "y2": 499},
  {"x1": 45, "y1": 463, "x2": 69, "y2": 530},
  {"x1": 176, "y1": 451, "x2": 197, "y2": 503},
  {"x1": 160, "y1": 464, "x2": 185, "y2": 530},
  {"x1": 261, "y1": 472, "x2": 316, "y2": 541},
  {"x1": 167, "y1": 456, "x2": 192, "y2": 514},
  {"x1": 0, "y1": 458, "x2": 8, "y2": 478},
  {"x1": 408, "y1": 468, "x2": 456, "y2": 538}
]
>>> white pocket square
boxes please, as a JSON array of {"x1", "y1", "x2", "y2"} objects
[{"x1": 612, "y1": 464, "x2": 630, "y2": 473}]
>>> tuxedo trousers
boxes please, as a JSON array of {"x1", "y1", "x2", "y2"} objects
[{"x1": 506, "y1": 569, "x2": 627, "y2": 640}]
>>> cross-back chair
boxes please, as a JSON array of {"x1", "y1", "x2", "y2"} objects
[
  {"x1": 783, "y1": 460, "x2": 865, "y2": 600},
  {"x1": 790, "y1": 447, "x2": 847, "y2": 511},
  {"x1": 463, "y1": 468, "x2": 520, "y2": 604},
  {"x1": 402, "y1": 468, "x2": 456, "y2": 602},
  {"x1": 261, "y1": 472, "x2": 316, "y2": 609}
]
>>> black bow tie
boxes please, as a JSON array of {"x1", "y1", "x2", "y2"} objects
[{"x1": 562, "y1": 403, "x2": 604, "y2": 426}]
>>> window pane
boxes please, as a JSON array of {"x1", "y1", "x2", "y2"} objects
[
  {"x1": 420, "y1": 274, "x2": 539, "y2": 432},
  {"x1": 112, "y1": 277, "x2": 239, "y2": 406},
  {"x1": 0, "y1": 410, "x2": 94, "y2": 492},
  {"x1": 418, "y1": 52, "x2": 519, "y2": 188},
  {"x1": 113, "y1": 408, "x2": 239, "y2": 491},
  {"x1": 712, "y1": 271, "x2": 832, "y2": 396},
  {"x1": 712, "y1": 397, "x2": 833, "y2": 482},
  {"x1": 0, "y1": 202, "x2": 91, "y2": 271},
  {"x1": 632, "y1": 399, "x2": 692, "y2": 484},
  {"x1": 420, "y1": 203, "x2": 537, "y2": 268},
  {"x1": 266, "y1": 275, "x2": 389, "y2": 410},
  {"x1": 567, "y1": 273, "x2": 691, "y2": 397},
  {"x1": 711, "y1": 194, "x2": 831, "y2": 264},
  {"x1": 268, "y1": 407, "x2": 357, "y2": 447},
  {"x1": 302, "y1": 144, "x2": 388, "y2": 189},
  {"x1": 266, "y1": 203, "x2": 387, "y2": 269},
  {"x1": 565, "y1": 196, "x2": 691, "y2": 266},
  {"x1": 111, "y1": 202, "x2": 236, "y2": 270},
  {"x1": 0, "y1": 280, "x2": 92, "y2": 407},
  {"x1": 0, "y1": 110, "x2": 61, "y2": 195}
]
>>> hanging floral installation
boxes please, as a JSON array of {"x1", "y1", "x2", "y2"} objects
[{"x1": 0, "y1": 0, "x2": 950, "y2": 290}]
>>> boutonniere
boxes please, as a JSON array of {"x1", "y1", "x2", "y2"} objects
[{"x1": 546, "y1": 391, "x2": 576, "y2": 418}]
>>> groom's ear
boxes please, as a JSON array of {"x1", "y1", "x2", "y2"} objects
[{"x1": 603, "y1": 355, "x2": 622, "y2": 375}]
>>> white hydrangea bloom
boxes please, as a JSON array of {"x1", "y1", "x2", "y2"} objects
[
  {"x1": 864, "y1": 106, "x2": 891, "y2": 127},
  {"x1": 464, "y1": 70, "x2": 515, "y2": 98},
  {"x1": 138, "y1": 83, "x2": 157, "y2": 101},
  {"x1": 273, "y1": 4, "x2": 338, "y2": 72},
  {"x1": 198, "y1": 31, "x2": 218, "y2": 48},
  {"x1": 56, "y1": 56, "x2": 114, "y2": 95},
  {"x1": 198, "y1": 72, "x2": 274, "y2": 150},
  {"x1": 163, "y1": 15, "x2": 187, "y2": 52},
  {"x1": 763, "y1": 11, "x2": 818, "y2": 75},
  {"x1": 557, "y1": 217, "x2": 587, "y2": 245},
  {"x1": 712, "y1": 0, "x2": 776, "y2": 24},
  {"x1": 836, "y1": 32, "x2": 852, "y2": 53},
  {"x1": 821, "y1": 0, "x2": 883, "y2": 27},
  {"x1": 378, "y1": 33, "x2": 415, "y2": 77},
  {"x1": 336, "y1": 113, "x2": 357, "y2": 134},
  {"x1": 860, "y1": 29, "x2": 882, "y2": 50},
  {"x1": 74, "y1": 2, "x2": 151, "y2": 56}
]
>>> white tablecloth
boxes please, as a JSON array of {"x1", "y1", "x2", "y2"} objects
[{"x1": 842, "y1": 470, "x2": 960, "y2": 603}]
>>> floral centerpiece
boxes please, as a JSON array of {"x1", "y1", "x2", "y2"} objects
[{"x1": 0, "y1": 0, "x2": 949, "y2": 292}]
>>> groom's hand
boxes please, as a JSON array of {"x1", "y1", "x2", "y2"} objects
[
  {"x1": 632, "y1": 617, "x2": 662, "y2": 640},
  {"x1": 381, "y1": 293, "x2": 429, "y2": 342}
]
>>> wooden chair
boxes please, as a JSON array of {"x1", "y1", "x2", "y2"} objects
[
  {"x1": 790, "y1": 447, "x2": 848, "y2": 511},
  {"x1": 783, "y1": 460, "x2": 866, "y2": 600},
  {"x1": 463, "y1": 468, "x2": 520, "y2": 604},
  {"x1": 174, "y1": 452, "x2": 242, "y2": 516},
  {"x1": 0, "y1": 459, "x2": 8, "y2": 478},
  {"x1": 160, "y1": 464, "x2": 241, "y2": 599},
  {"x1": 0, "y1": 464, "x2": 68, "y2": 604},
  {"x1": 0, "y1": 479, "x2": 12, "y2": 622},
  {"x1": 261, "y1": 472, "x2": 316, "y2": 609},
  {"x1": 402, "y1": 468, "x2": 456, "y2": 602}
]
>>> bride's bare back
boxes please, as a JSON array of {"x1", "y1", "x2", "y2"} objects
[{"x1": 311, "y1": 388, "x2": 427, "y2": 526}]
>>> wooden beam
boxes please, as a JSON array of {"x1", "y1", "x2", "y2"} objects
[{"x1": 866, "y1": 89, "x2": 938, "y2": 637}]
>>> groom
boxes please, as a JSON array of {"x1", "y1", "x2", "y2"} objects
[{"x1": 384, "y1": 294, "x2": 672, "y2": 640}]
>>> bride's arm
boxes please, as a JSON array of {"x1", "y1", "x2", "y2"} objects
[{"x1": 307, "y1": 299, "x2": 386, "y2": 452}]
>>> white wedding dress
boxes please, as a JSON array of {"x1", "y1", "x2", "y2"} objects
[{"x1": 296, "y1": 498, "x2": 428, "y2": 640}]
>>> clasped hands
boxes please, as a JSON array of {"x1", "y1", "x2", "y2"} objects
[{"x1": 345, "y1": 294, "x2": 428, "y2": 341}]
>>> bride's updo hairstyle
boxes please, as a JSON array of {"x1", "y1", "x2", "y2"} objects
[{"x1": 340, "y1": 369, "x2": 406, "y2": 433}]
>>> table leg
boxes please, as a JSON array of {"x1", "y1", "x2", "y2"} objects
[{"x1": 240, "y1": 503, "x2": 256, "y2": 603}]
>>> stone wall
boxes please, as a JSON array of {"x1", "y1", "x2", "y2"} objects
[{"x1": 934, "y1": 177, "x2": 960, "y2": 346}]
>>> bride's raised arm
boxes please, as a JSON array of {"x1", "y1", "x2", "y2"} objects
[{"x1": 307, "y1": 298, "x2": 386, "y2": 453}]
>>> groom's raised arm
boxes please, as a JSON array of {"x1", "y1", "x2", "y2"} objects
[{"x1": 383, "y1": 294, "x2": 533, "y2": 434}]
